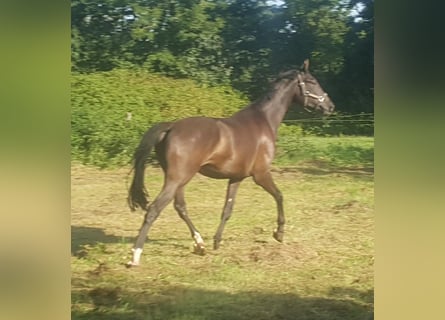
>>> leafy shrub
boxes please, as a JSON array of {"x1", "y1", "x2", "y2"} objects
[
  {"x1": 71, "y1": 69, "x2": 248, "y2": 167},
  {"x1": 72, "y1": 70, "x2": 373, "y2": 168}
]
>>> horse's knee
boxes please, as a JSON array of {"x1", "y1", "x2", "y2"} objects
[
  {"x1": 174, "y1": 202, "x2": 187, "y2": 217},
  {"x1": 174, "y1": 202, "x2": 184, "y2": 212},
  {"x1": 143, "y1": 206, "x2": 160, "y2": 224},
  {"x1": 275, "y1": 190, "x2": 283, "y2": 203}
]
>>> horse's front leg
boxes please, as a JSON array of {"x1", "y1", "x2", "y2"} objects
[{"x1": 252, "y1": 171, "x2": 285, "y2": 242}]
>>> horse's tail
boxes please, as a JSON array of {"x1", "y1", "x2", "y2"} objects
[{"x1": 127, "y1": 122, "x2": 173, "y2": 211}]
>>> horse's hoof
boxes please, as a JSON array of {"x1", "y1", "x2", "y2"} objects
[
  {"x1": 273, "y1": 230, "x2": 284, "y2": 242},
  {"x1": 193, "y1": 243, "x2": 206, "y2": 256},
  {"x1": 125, "y1": 261, "x2": 139, "y2": 268}
]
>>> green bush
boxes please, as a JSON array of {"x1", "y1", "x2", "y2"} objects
[
  {"x1": 71, "y1": 69, "x2": 248, "y2": 167},
  {"x1": 72, "y1": 70, "x2": 373, "y2": 168}
]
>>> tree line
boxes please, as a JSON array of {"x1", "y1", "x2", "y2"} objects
[{"x1": 72, "y1": 0, "x2": 373, "y2": 115}]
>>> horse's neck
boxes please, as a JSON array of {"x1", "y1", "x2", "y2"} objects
[{"x1": 255, "y1": 82, "x2": 295, "y2": 134}]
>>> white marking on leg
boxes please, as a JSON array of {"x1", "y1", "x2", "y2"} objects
[
  {"x1": 228, "y1": 198, "x2": 233, "y2": 202},
  {"x1": 193, "y1": 232, "x2": 204, "y2": 245},
  {"x1": 131, "y1": 248, "x2": 143, "y2": 265}
]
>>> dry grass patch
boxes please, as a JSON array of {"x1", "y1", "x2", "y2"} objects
[{"x1": 72, "y1": 160, "x2": 373, "y2": 319}]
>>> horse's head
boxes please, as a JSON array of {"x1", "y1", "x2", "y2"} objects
[{"x1": 293, "y1": 59, "x2": 335, "y2": 116}]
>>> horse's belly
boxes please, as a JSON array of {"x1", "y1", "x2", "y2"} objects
[{"x1": 199, "y1": 163, "x2": 248, "y2": 180}]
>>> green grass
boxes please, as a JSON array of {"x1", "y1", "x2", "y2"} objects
[
  {"x1": 276, "y1": 136, "x2": 374, "y2": 168},
  {"x1": 71, "y1": 137, "x2": 374, "y2": 320}
]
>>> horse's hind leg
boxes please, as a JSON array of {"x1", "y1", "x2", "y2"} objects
[
  {"x1": 174, "y1": 186, "x2": 206, "y2": 255},
  {"x1": 213, "y1": 179, "x2": 241, "y2": 250},
  {"x1": 127, "y1": 180, "x2": 179, "y2": 267},
  {"x1": 253, "y1": 171, "x2": 285, "y2": 242}
]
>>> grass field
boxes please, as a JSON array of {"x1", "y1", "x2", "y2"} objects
[{"x1": 71, "y1": 137, "x2": 374, "y2": 320}]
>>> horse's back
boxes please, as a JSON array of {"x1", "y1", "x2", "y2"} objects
[
  {"x1": 158, "y1": 113, "x2": 273, "y2": 180},
  {"x1": 157, "y1": 117, "x2": 222, "y2": 176},
  {"x1": 167, "y1": 116, "x2": 222, "y2": 148}
]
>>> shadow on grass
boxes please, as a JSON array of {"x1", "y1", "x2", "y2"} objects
[
  {"x1": 274, "y1": 160, "x2": 374, "y2": 181},
  {"x1": 71, "y1": 226, "x2": 192, "y2": 257},
  {"x1": 71, "y1": 226, "x2": 128, "y2": 257},
  {"x1": 296, "y1": 165, "x2": 374, "y2": 179},
  {"x1": 72, "y1": 285, "x2": 373, "y2": 320}
]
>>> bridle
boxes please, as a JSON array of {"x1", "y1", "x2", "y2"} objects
[{"x1": 297, "y1": 73, "x2": 328, "y2": 110}]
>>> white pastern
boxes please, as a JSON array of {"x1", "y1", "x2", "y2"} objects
[
  {"x1": 131, "y1": 248, "x2": 143, "y2": 265},
  {"x1": 193, "y1": 232, "x2": 204, "y2": 245}
]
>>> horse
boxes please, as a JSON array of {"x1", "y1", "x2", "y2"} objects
[{"x1": 126, "y1": 59, "x2": 335, "y2": 267}]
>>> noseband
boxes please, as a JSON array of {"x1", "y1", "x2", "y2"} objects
[{"x1": 297, "y1": 73, "x2": 328, "y2": 110}]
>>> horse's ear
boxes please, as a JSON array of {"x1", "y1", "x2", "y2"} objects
[{"x1": 301, "y1": 59, "x2": 310, "y2": 73}]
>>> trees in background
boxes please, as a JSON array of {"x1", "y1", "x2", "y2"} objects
[{"x1": 71, "y1": 0, "x2": 373, "y2": 114}]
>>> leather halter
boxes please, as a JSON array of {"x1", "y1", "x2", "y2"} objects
[{"x1": 297, "y1": 73, "x2": 328, "y2": 110}]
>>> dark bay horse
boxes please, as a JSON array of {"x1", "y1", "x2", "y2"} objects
[{"x1": 127, "y1": 59, "x2": 335, "y2": 266}]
